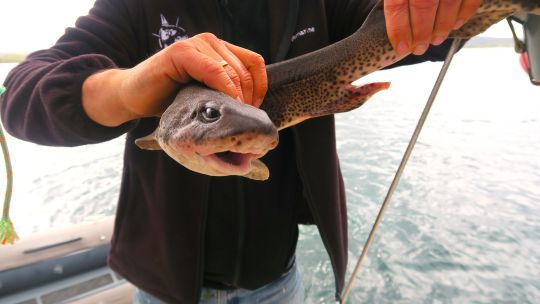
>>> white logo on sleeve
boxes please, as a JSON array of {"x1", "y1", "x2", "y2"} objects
[
  {"x1": 291, "y1": 27, "x2": 316, "y2": 42},
  {"x1": 153, "y1": 14, "x2": 189, "y2": 49}
]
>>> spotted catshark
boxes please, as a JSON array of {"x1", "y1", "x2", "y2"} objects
[{"x1": 136, "y1": 0, "x2": 540, "y2": 180}]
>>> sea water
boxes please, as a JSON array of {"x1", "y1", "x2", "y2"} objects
[{"x1": 1, "y1": 47, "x2": 539, "y2": 303}]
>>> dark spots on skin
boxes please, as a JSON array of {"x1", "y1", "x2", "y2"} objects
[
  {"x1": 236, "y1": 141, "x2": 242, "y2": 146},
  {"x1": 264, "y1": 0, "x2": 534, "y2": 131},
  {"x1": 231, "y1": 136, "x2": 236, "y2": 142},
  {"x1": 190, "y1": 111, "x2": 197, "y2": 119}
]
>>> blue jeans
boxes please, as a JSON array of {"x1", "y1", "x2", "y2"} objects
[{"x1": 134, "y1": 263, "x2": 304, "y2": 304}]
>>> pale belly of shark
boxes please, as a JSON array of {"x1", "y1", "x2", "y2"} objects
[{"x1": 136, "y1": 0, "x2": 540, "y2": 180}]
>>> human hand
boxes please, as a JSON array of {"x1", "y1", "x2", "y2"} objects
[
  {"x1": 83, "y1": 33, "x2": 267, "y2": 127},
  {"x1": 384, "y1": 0, "x2": 482, "y2": 56}
]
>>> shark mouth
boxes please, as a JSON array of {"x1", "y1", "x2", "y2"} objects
[
  {"x1": 202, "y1": 151, "x2": 261, "y2": 176},
  {"x1": 215, "y1": 151, "x2": 249, "y2": 166},
  {"x1": 165, "y1": 131, "x2": 277, "y2": 177}
]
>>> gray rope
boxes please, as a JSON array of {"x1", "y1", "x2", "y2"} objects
[{"x1": 342, "y1": 38, "x2": 462, "y2": 303}]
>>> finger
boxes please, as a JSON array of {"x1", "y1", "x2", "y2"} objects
[
  {"x1": 384, "y1": 0, "x2": 413, "y2": 57},
  {"x1": 432, "y1": 0, "x2": 461, "y2": 45},
  {"x1": 171, "y1": 45, "x2": 240, "y2": 100},
  {"x1": 409, "y1": 0, "x2": 439, "y2": 55},
  {"x1": 191, "y1": 34, "x2": 245, "y2": 101},
  {"x1": 454, "y1": 0, "x2": 482, "y2": 29},
  {"x1": 205, "y1": 37, "x2": 255, "y2": 105},
  {"x1": 223, "y1": 41, "x2": 268, "y2": 108}
]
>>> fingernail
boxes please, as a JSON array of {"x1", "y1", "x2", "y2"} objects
[
  {"x1": 431, "y1": 36, "x2": 445, "y2": 46},
  {"x1": 396, "y1": 42, "x2": 409, "y2": 56},
  {"x1": 454, "y1": 19, "x2": 466, "y2": 30},
  {"x1": 413, "y1": 43, "x2": 428, "y2": 55}
]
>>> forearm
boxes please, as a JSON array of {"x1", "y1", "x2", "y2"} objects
[{"x1": 82, "y1": 69, "x2": 141, "y2": 127}]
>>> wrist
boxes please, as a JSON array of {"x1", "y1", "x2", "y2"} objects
[{"x1": 82, "y1": 69, "x2": 139, "y2": 127}]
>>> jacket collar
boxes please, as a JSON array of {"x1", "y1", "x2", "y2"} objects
[
  {"x1": 206, "y1": 0, "x2": 299, "y2": 63},
  {"x1": 268, "y1": 0, "x2": 300, "y2": 63}
]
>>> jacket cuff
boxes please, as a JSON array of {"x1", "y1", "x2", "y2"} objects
[{"x1": 41, "y1": 54, "x2": 138, "y2": 145}]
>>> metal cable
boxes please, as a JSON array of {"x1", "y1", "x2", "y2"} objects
[{"x1": 342, "y1": 38, "x2": 462, "y2": 303}]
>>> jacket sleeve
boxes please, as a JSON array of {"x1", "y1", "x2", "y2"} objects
[
  {"x1": 325, "y1": 0, "x2": 463, "y2": 68},
  {"x1": 0, "y1": 0, "x2": 143, "y2": 146}
]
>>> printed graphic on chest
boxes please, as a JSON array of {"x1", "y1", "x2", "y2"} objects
[{"x1": 153, "y1": 14, "x2": 189, "y2": 49}]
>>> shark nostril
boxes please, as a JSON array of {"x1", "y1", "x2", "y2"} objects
[{"x1": 200, "y1": 107, "x2": 220, "y2": 123}]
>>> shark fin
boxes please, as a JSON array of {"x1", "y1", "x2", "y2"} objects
[{"x1": 135, "y1": 132, "x2": 162, "y2": 150}]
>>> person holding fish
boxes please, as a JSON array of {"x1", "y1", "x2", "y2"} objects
[{"x1": 1, "y1": 0, "x2": 481, "y2": 303}]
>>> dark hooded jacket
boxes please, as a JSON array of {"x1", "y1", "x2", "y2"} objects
[{"x1": 0, "y1": 0, "x2": 455, "y2": 302}]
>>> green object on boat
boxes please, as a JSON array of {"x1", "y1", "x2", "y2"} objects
[{"x1": 0, "y1": 85, "x2": 18, "y2": 245}]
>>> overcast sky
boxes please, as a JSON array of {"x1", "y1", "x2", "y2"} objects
[
  {"x1": 0, "y1": 0, "x2": 513, "y2": 54},
  {"x1": 0, "y1": 0, "x2": 96, "y2": 53}
]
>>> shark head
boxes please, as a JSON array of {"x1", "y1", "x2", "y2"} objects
[{"x1": 135, "y1": 84, "x2": 278, "y2": 180}]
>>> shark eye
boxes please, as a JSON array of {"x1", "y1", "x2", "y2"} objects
[{"x1": 201, "y1": 107, "x2": 220, "y2": 123}]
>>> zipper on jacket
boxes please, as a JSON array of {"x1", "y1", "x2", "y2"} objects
[
  {"x1": 273, "y1": 0, "x2": 300, "y2": 62},
  {"x1": 218, "y1": 0, "x2": 233, "y2": 40},
  {"x1": 213, "y1": 0, "x2": 225, "y2": 38},
  {"x1": 291, "y1": 127, "x2": 343, "y2": 303},
  {"x1": 232, "y1": 177, "x2": 246, "y2": 286},
  {"x1": 196, "y1": 177, "x2": 211, "y2": 301},
  {"x1": 195, "y1": 2, "x2": 226, "y2": 298},
  {"x1": 215, "y1": 0, "x2": 246, "y2": 286}
]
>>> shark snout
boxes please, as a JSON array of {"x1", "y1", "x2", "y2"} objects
[
  {"x1": 221, "y1": 103, "x2": 278, "y2": 139},
  {"x1": 221, "y1": 103, "x2": 278, "y2": 153}
]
